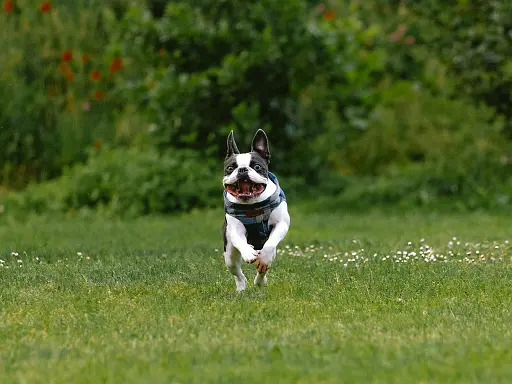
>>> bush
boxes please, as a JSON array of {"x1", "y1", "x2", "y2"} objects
[
  {"x1": 1, "y1": 0, "x2": 511, "y2": 213},
  {"x1": 353, "y1": 0, "x2": 512, "y2": 134},
  {"x1": 0, "y1": 0, "x2": 139, "y2": 187},
  {"x1": 107, "y1": 0, "x2": 386, "y2": 179},
  {"x1": 3, "y1": 148, "x2": 219, "y2": 217}
]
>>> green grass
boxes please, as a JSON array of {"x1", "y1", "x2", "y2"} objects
[{"x1": 0, "y1": 207, "x2": 511, "y2": 383}]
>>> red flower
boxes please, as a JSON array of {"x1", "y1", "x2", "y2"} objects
[
  {"x1": 109, "y1": 57, "x2": 123, "y2": 73},
  {"x1": 40, "y1": 1, "x2": 51, "y2": 12},
  {"x1": 3, "y1": 0, "x2": 13, "y2": 13},
  {"x1": 65, "y1": 72, "x2": 74, "y2": 82},
  {"x1": 81, "y1": 53, "x2": 90, "y2": 63},
  {"x1": 90, "y1": 70, "x2": 101, "y2": 81},
  {"x1": 158, "y1": 48, "x2": 166, "y2": 56},
  {"x1": 62, "y1": 50, "x2": 73, "y2": 62},
  {"x1": 58, "y1": 62, "x2": 70, "y2": 74},
  {"x1": 92, "y1": 139, "x2": 102, "y2": 149},
  {"x1": 93, "y1": 90, "x2": 104, "y2": 100},
  {"x1": 323, "y1": 10, "x2": 335, "y2": 21}
]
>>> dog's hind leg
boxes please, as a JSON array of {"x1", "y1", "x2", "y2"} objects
[
  {"x1": 224, "y1": 242, "x2": 246, "y2": 292},
  {"x1": 254, "y1": 271, "x2": 268, "y2": 286}
]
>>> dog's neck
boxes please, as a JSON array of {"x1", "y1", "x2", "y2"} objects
[{"x1": 225, "y1": 178, "x2": 277, "y2": 205}]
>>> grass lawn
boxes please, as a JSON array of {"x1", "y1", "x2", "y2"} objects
[{"x1": 0, "y1": 207, "x2": 511, "y2": 383}]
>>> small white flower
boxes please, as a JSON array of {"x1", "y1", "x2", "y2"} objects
[{"x1": 77, "y1": 252, "x2": 82, "y2": 256}]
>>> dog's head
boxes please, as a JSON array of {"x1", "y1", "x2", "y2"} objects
[{"x1": 223, "y1": 129, "x2": 271, "y2": 202}]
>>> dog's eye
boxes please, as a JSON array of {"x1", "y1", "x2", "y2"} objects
[
  {"x1": 226, "y1": 166, "x2": 235, "y2": 173},
  {"x1": 254, "y1": 164, "x2": 261, "y2": 171}
]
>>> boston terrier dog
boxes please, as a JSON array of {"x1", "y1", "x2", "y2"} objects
[{"x1": 222, "y1": 129, "x2": 290, "y2": 291}]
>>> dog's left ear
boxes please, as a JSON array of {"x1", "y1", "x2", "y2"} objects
[{"x1": 251, "y1": 129, "x2": 270, "y2": 164}]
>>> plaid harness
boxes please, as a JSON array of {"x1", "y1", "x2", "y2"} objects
[{"x1": 224, "y1": 172, "x2": 286, "y2": 250}]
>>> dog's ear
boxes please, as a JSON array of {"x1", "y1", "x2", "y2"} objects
[
  {"x1": 251, "y1": 129, "x2": 270, "y2": 164},
  {"x1": 226, "y1": 130, "x2": 240, "y2": 158}
]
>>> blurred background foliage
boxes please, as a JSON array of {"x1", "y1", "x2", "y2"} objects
[{"x1": 0, "y1": 0, "x2": 511, "y2": 215}]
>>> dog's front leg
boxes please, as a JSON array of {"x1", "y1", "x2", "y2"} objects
[
  {"x1": 255, "y1": 202, "x2": 290, "y2": 278},
  {"x1": 225, "y1": 215, "x2": 259, "y2": 264}
]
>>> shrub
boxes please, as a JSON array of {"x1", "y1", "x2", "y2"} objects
[
  {"x1": 3, "y1": 148, "x2": 219, "y2": 217},
  {"x1": 107, "y1": 0, "x2": 386, "y2": 179},
  {"x1": 0, "y1": 0, "x2": 135, "y2": 187}
]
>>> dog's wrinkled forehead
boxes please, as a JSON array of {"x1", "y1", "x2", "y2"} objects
[{"x1": 224, "y1": 153, "x2": 269, "y2": 177}]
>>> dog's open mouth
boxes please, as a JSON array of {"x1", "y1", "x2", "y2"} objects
[{"x1": 225, "y1": 180, "x2": 266, "y2": 200}]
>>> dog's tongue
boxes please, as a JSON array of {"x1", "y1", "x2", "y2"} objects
[{"x1": 239, "y1": 181, "x2": 252, "y2": 194}]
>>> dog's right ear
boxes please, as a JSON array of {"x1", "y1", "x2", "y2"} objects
[{"x1": 226, "y1": 130, "x2": 240, "y2": 158}]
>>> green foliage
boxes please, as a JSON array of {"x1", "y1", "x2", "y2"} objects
[
  {"x1": 108, "y1": 0, "x2": 386, "y2": 176},
  {"x1": 3, "y1": 148, "x2": 219, "y2": 216},
  {"x1": 352, "y1": 0, "x2": 512, "y2": 133},
  {"x1": 1, "y1": 0, "x2": 511, "y2": 212},
  {"x1": 0, "y1": 0, "x2": 137, "y2": 187}
]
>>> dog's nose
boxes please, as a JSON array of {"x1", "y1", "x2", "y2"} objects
[{"x1": 238, "y1": 167, "x2": 248, "y2": 174}]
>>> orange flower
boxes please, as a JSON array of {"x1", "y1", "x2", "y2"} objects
[
  {"x1": 62, "y1": 50, "x2": 73, "y2": 62},
  {"x1": 65, "y1": 72, "x2": 74, "y2": 82},
  {"x1": 3, "y1": 0, "x2": 13, "y2": 13},
  {"x1": 323, "y1": 10, "x2": 335, "y2": 21},
  {"x1": 40, "y1": 1, "x2": 51, "y2": 12},
  {"x1": 81, "y1": 53, "x2": 90, "y2": 63},
  {"x1": 58, "y1": 62, "x2": 70, "y2": 73},
  {"x1": 93, "y1": 90, "x2": 104, "y2": 100},
  {"x1": 158, "y1": 48, "x2": 166, "y2": 56},
  {"x1": 109, "y1": 57, "x2": 123, "y2": 73},
  {"x1": 90, "y1": 70, "x2": 101, "y2": 81},
  {"x1": 92, "y1": 139, "x2": 102, "y2": 149}
]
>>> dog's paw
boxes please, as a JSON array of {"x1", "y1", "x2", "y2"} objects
[
  {"x1": 259, "y1": 246, "x2": 275, "y2": 264},
  {"x1": 255, "y1": 246, "x2": 275, "y2": 273},
  {"x1": 255, "y1": 259, "x2": 270, "y2": 273},
  {"x1": 241, "y1": 245, "x2": 258, "y2": 264}
]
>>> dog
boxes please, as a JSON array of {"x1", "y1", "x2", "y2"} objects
[{"x1": 222, "y1": 129, "x2": 290, "y2": 291}]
